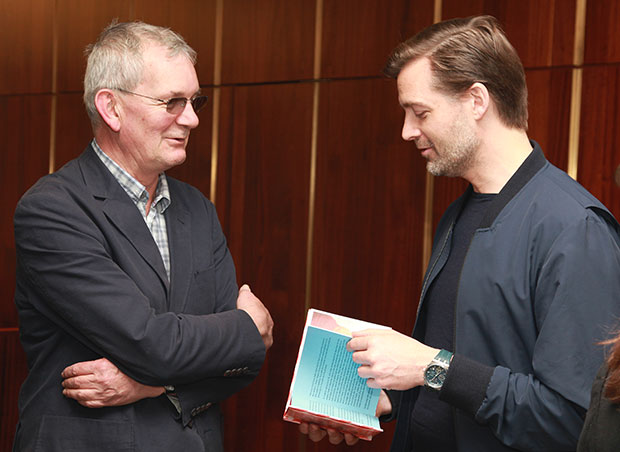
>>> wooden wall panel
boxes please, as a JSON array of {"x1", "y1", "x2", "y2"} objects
[
  {"x1": 442, "y1": 0, "x2": 575, "y2": 67},
  {"x1": 0, "y1": 331, "x2": 28, "y2": 452},
  {"x1": 0, "y1": 95, "x2": 51, "y2": 327},
  {"x1": 525, "y1": 68, "x2": 572, "y2": 171},
  {"x1": 321, "y1": 0, "x2": 434, "y2": 79},
  {"x1": 313, "y1": 78, "x2": 426, "y2": 336},
  {"x1": 56, "y1": 0, "x2": 132, "y2": 92},
  {"x1": 132, "y1": 0, "x2": 216, "y2": 85},
  {"x1": 221, "y1": 0, "x2": 315, "y2": 84},
  {"x1": 216, "y1": 83, "x2": 313, "y2": 451},
  {"x1": 584, "y1": 0, "x2": 620, "y2": 64},
  {"x1": 166, "y1": 87, "x2": 214, "y2": 197},
  {"x1": 54, "y1": 93, "x2": 94, "y2": 170},
  {"x1": 578, "y1": 66, "x2": 620, "y2": 219},
  {"x1": 0, "y1": 0, "x2": 54, "y2": 95}
]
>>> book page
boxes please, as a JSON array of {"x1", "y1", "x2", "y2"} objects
[{"x1": 290, "y1": 325, "x2": 380, "y2": 429}]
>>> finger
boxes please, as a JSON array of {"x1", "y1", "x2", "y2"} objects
[
  {"x1": 307, "y1": 424, "x2": 327, "y2": 442},
  {"x1": 298, "y1": 423, "x2": 309, "y2": 435},
  {"x1": 346, "y1": 337, "x2": 367, "y2": 352},
  {"x1": 326, "y1": 428, "x2": 344, "y2": 445},
  {"x1": 344, "y1": 433, "x2": 360, "y2": 446},
  {"x1": 366, "y1": 377, "x2": 382, "y2": 389},
  {"x1": 61, "y1": 361, "x2": 98, "y2": 379},
  {"x1": 63, "y1": 387, "x2": 99, "y2": 402},
  {"x1": 62, "y1": 374, "x2": 97, "y2": 390},
  {"x1": 239, "y1": 284, "x2": 251, "y2": 293},
  {"x1": 351, "y1": 350, "x2": 371, "y2": 364}
]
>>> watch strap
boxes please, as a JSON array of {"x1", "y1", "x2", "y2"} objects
[{"x1": 434, "y1": 349, "x2": 453, "y2": 366}]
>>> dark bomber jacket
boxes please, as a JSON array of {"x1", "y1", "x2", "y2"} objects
[{"x1": 390, "y1": 142, "x2": 620, "y2": 451}]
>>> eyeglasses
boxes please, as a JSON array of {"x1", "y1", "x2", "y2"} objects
[{"x1": 115, "y1": 88, "x2": 208, "y2": 115}]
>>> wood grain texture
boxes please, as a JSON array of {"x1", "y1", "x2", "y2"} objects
[
  {"x1": 321, "y1": 0, "x2": 435, "y2": 78},
  {"x1": 526, "y1": 67, "x2": 572, "y2": 171},
  {"x1": 0, "y1": 94, "x2": 52, "y2": 327},
  {"x1": 584, "y1": 0, "x2": 620, "y2": 64},
  {"x1": 312, "y1": 77, "x2": 426, "y2": 339},
  {"x1": 221, "y1": 0, "x2": 315, "y2": 84},
  {"x1": 442, "y1": 0, "x2": 575, "y2": 67},
  {"x1": 0, "y1": 0, "x2": 54, "y2": 95},
  {"x1": 215, "y1": 82, "x2": 313, "y2": 451},
  {"x1": 578, "y1": 65, "x2": 620, "y2": 219},
  {"x1": 0, "y1": 331, "x2": 28, "y2": 451}
]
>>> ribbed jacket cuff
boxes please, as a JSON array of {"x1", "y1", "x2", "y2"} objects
[{"x1": 438, "y1": 354, "x2": 494, "y2": 416}]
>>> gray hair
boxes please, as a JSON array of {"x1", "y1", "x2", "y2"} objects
[{"x1": 83, "y1": 20, "x2": 197, "y2": 127}]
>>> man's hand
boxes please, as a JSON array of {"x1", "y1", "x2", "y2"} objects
[
  {"x1": 299, "y1": 423, "x2": 360, "y2": 446},
  {"x1": 61, "y1": 358, "x2": 164, "y2": 408},
  {"x1": 298, "y1": 390, "x2": 392, "y2": 445},
  {"x1": 347, "y1": 329, "x2": 438, "y2": 390},
  {"x1": 237, "y1": 284, "x2": 274, "y2": 350}
]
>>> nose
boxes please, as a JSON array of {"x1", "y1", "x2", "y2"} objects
[
  {"x1": 401, "y1": 112, "x2": 421, "y2": 142},
  {"x1": 176, "y1": 100, "x2": 200, "y2": 129}
]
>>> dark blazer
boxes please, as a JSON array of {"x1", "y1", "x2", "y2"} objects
[
  {"x1": 577, "y1": 363, "x2": 620, "y2": 452},
  {"x1": 13, "y1": 143, "x2": 266, "y2": 452}
]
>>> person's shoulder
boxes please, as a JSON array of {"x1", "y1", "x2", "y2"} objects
[
  {"x1": 17, "y1": 158, "x2": 82, "y2": 207},
  {"x1": 527, "y1": 163, "x2": 614, "y2": 220}
]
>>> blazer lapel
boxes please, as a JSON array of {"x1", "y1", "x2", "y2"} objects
[
  {"x1": 166, "y1": 200, "x2": 192, "y2": 312},
  {"x1": 78, "y1": 144, "x2": 170, "y2": 294}
]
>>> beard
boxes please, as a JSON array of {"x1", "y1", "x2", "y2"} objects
[{"x1": 419, "y1": 116, "x2": 480, "y2": 178}]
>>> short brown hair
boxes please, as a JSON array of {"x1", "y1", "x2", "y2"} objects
[{"x1": 385, "y1": 15, "x2": 528, "y2": 130}]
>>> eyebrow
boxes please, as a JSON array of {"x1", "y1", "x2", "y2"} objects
[{"x1": 399, "y1": 99, "x2": 431, "y2": 110}]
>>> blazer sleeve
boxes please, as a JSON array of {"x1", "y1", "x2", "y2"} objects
[{"x1": 14, "y1": 178, "x2": 265, "y2": 387}]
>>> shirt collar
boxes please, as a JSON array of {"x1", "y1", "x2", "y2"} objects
[{"x1": 92, "y1": 139, "x2": 171, "y2": 212}]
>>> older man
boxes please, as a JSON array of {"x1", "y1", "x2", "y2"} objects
[
  {"x1": 304, "y1": 15, "x2": 620, "y2": 452},
  {"x1": 13, "y1": 21, "x2": 272, "y2": 452}
]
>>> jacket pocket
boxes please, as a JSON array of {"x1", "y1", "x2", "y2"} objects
[
  {"x1": 188, "y1": 266, "x2": 216, "y2": 313},
  {"x1": 34, "y1": 415, "x2": 134, "y2": 452}
]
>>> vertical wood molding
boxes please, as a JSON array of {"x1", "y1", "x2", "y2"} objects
[
  {"x1": 210, "y1": 0, "x2": 224, "y2": 204},
  {"x1": 567, "y1": 0, "x2": 587, "y2": 180},
  {"x1": 304, "y1": 0, "x2": 323, "y2": 314},
  {"x1": 421, "y1": 0, "x2": 443, "y2": 277},
  {"x1": 49, "y1": 0, "x2": 60, "y2": 174}
]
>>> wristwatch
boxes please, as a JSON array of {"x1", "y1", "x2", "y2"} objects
[{"x1": 423, "y1": 349, "x2": 453, "y2": 391}]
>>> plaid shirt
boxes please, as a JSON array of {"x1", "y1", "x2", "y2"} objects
[{"x1": 92, "y1": 139, "x2": 171, "y2": 280}]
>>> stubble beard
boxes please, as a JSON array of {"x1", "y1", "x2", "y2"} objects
[{"x1": 425, "y1": 117, "x2": 479, "y2": 178}]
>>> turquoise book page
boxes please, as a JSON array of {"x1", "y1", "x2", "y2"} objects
[{"x1": 290, "y1": 326, "x2": 381, "y2": 429}]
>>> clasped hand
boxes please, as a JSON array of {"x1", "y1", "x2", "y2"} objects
[{"x1": 61, "y1": 357, "x2": 163, "y2": 408}]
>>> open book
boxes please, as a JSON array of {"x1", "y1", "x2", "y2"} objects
[{"x1": 283, "y1": 308, "x2": 390, "y2": 440}]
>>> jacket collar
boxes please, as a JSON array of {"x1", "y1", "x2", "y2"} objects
[
  {"x1": 452, "y1": 140, "x2": 547, "y2": 230},
  {"x1": 78, "y1": 143, "x2": 170, "y2": 293},
  {"x1": 478, "y1": 140, "x2": 547, "y2": 228}
]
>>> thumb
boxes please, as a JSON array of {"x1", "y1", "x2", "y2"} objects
[{"x1": 239, "y1": 284, "x2": 252, "y2": 293}]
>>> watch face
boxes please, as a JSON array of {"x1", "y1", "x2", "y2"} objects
[{"x1": 424, "y1": 364, "x2": 447, "y2": 389}]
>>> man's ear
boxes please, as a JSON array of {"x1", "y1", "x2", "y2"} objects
[
  {"x1": 467, "y1": 82, "x2": 490, "y2": 121},
  {"x1": 94, "y1": 89, "x2": 122, "y2": 132}
]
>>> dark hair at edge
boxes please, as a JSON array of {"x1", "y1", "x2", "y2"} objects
[{"x1": 384, "y1": 15, "x2": 528, "y2": 131}]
